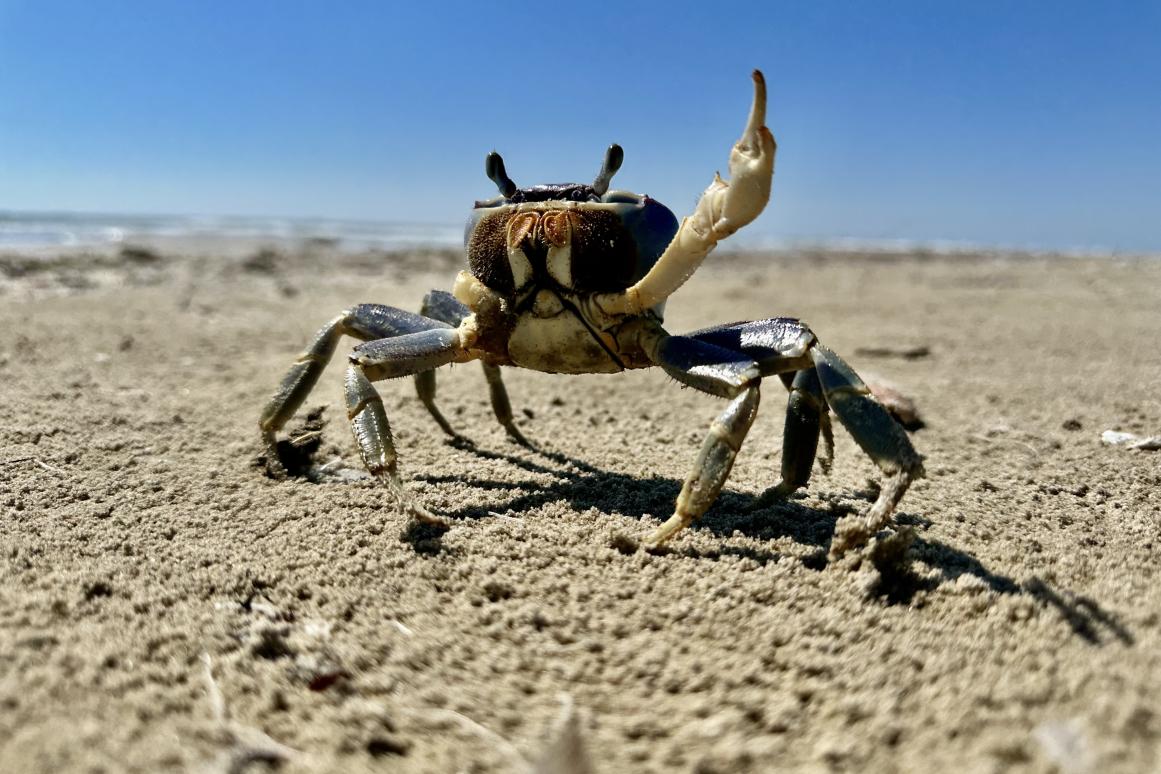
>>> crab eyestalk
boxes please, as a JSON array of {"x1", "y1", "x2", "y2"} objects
[
  {"x1": 591, "y1": 143, "x2": 624, "y2": 196},
  {"x1": 485, "y1": 151, "x2": 517, "y2": 198}
]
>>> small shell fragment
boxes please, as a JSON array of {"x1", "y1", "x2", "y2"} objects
[
  {"x1": 1101, "y1": 430, "x2": 1161, "y2": 451},
  {"x1": 866, "y1": 379, "x2": 925, "y2": 431}
]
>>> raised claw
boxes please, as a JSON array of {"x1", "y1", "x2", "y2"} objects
[
  {"x1": 596, "y1": 70, "x2": 777, "y2": 316},
  {"x1": 717, "y1": 70, "x2": 775, "y2": 235}
]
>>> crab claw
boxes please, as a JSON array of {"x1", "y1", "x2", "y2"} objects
[
  {"x1": 595, "y1": 70, "x2": 776, "y2": 316},
  {"x1": 717, "y1": 70, "x2": 775, "y2": 235}
]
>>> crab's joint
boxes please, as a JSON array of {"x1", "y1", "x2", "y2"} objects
[{"x1": 590, "y1": 287, "x2": 638, "y2": 317}]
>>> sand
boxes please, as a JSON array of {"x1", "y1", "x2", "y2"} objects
[{"x1": 2, "y1": 241, "x2": 1159, "y2": 773}]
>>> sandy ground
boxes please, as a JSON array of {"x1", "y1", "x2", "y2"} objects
[{"x1": 2, "y1": 241, "x2": 1160, "y2": 773}]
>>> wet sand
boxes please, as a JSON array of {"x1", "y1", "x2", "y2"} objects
[{"x1": 2, "y1": 242, "x2": 1159, "y2": 772}]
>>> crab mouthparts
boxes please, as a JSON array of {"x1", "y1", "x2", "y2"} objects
[{"x1": 517, "y1": 239, "x2": 550, "y2": 279}]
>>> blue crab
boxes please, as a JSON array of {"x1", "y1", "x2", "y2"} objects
[{"x1": 259, "y1": 71, "x2": 924, "y2": 559}]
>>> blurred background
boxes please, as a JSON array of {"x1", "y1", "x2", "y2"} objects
[{"x1": 1, "y1": 0, "x2": 1158, "y2": 254}]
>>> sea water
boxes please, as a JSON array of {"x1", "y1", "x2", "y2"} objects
[
  {"x1": 1, "y1": 210, "x2": 1143, "y2": 260},
  {"x1": 0, "y1": 210, "x2": 463, "y2": 251}
]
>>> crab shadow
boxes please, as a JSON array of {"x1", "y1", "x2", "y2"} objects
[
  {"x1": 416, "y1": 439, "x2": 849, "y2": 566},
  {"x1": 413, "y1": 439, "x2": 1133, "y2": 647},
  {"x1": 884, "y1": 524, "x2": 1133, "y2": 645}
]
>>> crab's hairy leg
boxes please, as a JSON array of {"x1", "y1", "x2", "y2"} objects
[
  {"x1": 640, "y1": 333, "x2": 762, "y2": 545},
  {"x1": 258, "y1": 304, "x2": 452, "y2": 476},
  {"x1": 595, "y1": 70, "x2": 776, "y2": 316},
  {"x1": 808, "y1": 344, "x2": 925, "y2": 560},
  {"x1": 419, "y1": 288, "x2": 471, "y2": 324},
  {"x1": 346, "y1": 323, "x2": 479, "y2": 522},
  {"x1": 414, "y1": 290, "x2": 472, "y2": 440},
  {"x1": 481, "y1": 362, "x2": 530, "y2": 446},
  {"x1": 414, "y1": 290, "x2": 529, "y2": 445},
  {"x1": 751, "y1": 368, "x2": 825, "y2": 508}
]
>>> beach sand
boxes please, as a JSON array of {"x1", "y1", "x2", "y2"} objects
[{"x1": 2, "y1": 242, "x2": 1159, "y2": 772}]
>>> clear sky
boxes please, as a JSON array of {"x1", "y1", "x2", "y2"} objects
[{"x1": 1, "y1": 1, "x2": 1158, "y2": 251}]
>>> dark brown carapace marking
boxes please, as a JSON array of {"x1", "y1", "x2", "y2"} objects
[
  {"x1": 466, "y1": 208, "x2": 640, "y2": 296},
  {"x1": 466, "y1": 209, "x2": 514, "y2": 293}
]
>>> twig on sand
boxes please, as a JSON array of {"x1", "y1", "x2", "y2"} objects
[
  {"x1": 202, "y1": 654, "x2": 227, "y2": 724},
  {"x1": 418, "y1": 708, "x2": 528, "y2": 769},
  {"x1": 0, "y1": 456, "x2": 69, "y2": 475},
  {"x1": 532, "y1": 695, "x2": 594, "y2": 774},
  {"x1": 405, "y1": 694, "x2": 593, "y2": 774},
  {"x1": 317, "y1": 456, "x2": 345, "y2": 474},
  {"x1": 387, "y1": 619, "x2": 414, "y2": 637},
  {"x1": 199, "y1": 653, "x2": 301, "y2": 774}
]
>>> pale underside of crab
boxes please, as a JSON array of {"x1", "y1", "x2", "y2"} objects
[{"x1": 259, "y1": 71, "x2": 924, "y2": 560}]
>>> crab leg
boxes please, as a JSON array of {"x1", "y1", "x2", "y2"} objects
[
  {"x1": 752, "y1": 368, "x2": 827, "y2": 506},
  {"x1": 643, "y1": 318, "x2": 921, "y2": 553},
  {"x1": 259, "y1": 304, "x2": 453, "y2": 476},
  {"x1": 685, "y1": 318, "x2": 831, "y2": 506},
  {"x1": 808, "y1": 344, "x2": 924, "y2": 559},
  {"x1": 414, "y1": 290, "x2": 529, "y2": 445},
  {"x1": 595, "y1": 70, "x2": 776, "y2": 316},
  {"x1": 643, "y1": 334, "x2": 762, "y2": 545},
  {"x1": 480, "y1": 361, "x2": 529, "y2": 446},
  {"x1": 345, "y1": 323, "x2": 479, "y2": 521}
]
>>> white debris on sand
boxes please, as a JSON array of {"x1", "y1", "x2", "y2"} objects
[
  {"x1": 1032, "y1": 718, "x2": 1095, "y2": 774},
  {"x1": 1101, "y1": 430, "x2": 1161, "y2": 451}
]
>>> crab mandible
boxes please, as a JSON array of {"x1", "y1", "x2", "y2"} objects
[{"x1": 259, "y1": 71, "x2": 924, "y2": 559}]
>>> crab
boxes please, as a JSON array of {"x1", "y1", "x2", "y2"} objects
[{"x1": 259, "y1": 70, "x2": 924, "y2": 559}]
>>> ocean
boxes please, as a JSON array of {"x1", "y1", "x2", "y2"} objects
[
  {"x1": 0, "y1": 210, "x2": 464, "y2": 251},
  {"x1": 1, "y1": 210, "x2": 1146, "y2": 260}
]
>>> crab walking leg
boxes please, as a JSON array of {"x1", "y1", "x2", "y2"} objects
[
  {"x1": 683, "y1": 317, "x2": 830, "y2": 504},
  {"x1": 414, "y1": 289, "x2": 528, "y2": 444},
  {"x1": 481, "y1": 362, "x2": 530, "y2": 446},
  {"x1": 652, "y1": 389, "x2": 761, "y2": 544},
  {"x1": 779, "y1": 368, "x2": 834, "y2": 474},
  {"x1": 751, "y1": 368, "x2": 826, "y2": 508},
  {"x1": 644, "y1": 335, "x2": 763, "y2": 545},
  {"x1": 594, "y1": 71, "x2": 776, "y2": 316},
  {"x1": 809, "y1": 344, "x2": 925, "y2": 559},
  {"x1": 414, "y1": 290, "x2": 472, "y2": 439},
  {"x1": 259, "y1": 304, "x2": 453, "y2": 475},
  {"x1": 345, "y1": 324, "x2": 479, "y2": 519}
]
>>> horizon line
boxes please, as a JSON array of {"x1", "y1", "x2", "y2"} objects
[{"x1": 0, "y1": 207, "x2": 1157, "y2": 260}]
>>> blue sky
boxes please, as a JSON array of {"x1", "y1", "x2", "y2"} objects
[{"x1": 1, "y1": 1, "x2": 1158, "y2": 251}]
